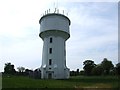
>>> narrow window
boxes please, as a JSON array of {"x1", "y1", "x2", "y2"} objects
[
  {"x1": 49, "y1": 48, "x2": 52, "y2": 54},
  {"x1": 49, "y1": 59, "x2": 52, "y2": 65},
  {"x1": 50, "y1": 37, "x2": 52, "y2": 43}
]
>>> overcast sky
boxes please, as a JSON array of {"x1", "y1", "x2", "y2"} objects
[{"x1": 0, "y1": 0, "x2": 119, "y2": 72}]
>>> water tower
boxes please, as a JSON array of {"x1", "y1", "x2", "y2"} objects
[{"x1": 39, "y1": 9, "x2": 70, "y2": 79}]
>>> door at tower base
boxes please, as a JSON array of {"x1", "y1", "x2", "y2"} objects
[{"x1": 40, "y1": 67, "x2": 70, "y2": 79}]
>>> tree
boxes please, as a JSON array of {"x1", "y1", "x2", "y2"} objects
[
  {"x1": 25, "y1": 69, "x2": 31, "y2": 76},
  {"x1": 116, "y1": 62, "x2": 120, "y2": 75},
  {"x1": 33, "y1": 68, "x2": 41, "y2": 79},
  {"x1": 91, "y1": 64, "x2": 103, "y2": 76},
  {"x1": 83, "y1": 60, "x2": 96, "y2": 76},
  {"x1": 76, "y1": 69, "x2": 79, "y2": 75},
  {"x1": 101, "y1": 58, "x2": 114, "y2": 75},
  {"x1": 17, "y1": 67, "x2": 25, "y2": 73},
  {"x1": 70, "y1": 71, "x2": 76, "y2": 76},
  {"x1": 4, "y1": 62, "x2": 16, "y2": 74},
  {"x1": 79, "y1": 70, "x2": 84, "y2": 75}
]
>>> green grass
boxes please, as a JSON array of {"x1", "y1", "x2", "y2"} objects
[
  {"x1": 2, "y1": 75, "x2": 120, "y2": 89},
  {"x1": 0, "y1": 73, "x2": 2, "y2": 90}
]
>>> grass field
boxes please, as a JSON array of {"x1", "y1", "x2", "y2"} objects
[{"x1": 2, "y1": 75, "x2": 120, "y2": 89}]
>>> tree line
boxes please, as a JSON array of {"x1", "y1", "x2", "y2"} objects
[
  {"x1": 3, "y1": 63, "x2": 41, "y2": 78},
  {"x1": 3, "y1": 58, "x2": 120, "y2": 77},
  {"x1": 70, "y1": 58, "x2": 120, "y2": 76}
]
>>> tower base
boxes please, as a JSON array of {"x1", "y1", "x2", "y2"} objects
[{"x1": 40, "y1": 67, "x2": 70, "y2": 79}]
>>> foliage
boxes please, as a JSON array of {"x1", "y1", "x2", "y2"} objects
[
  {"x1": 25, "y1": 69, "x2": 33, "y2": 76},
  {"x1": 101, "y1": 58, "x2": 114, "y2": 75},
  {"x1": 70, "y1": 71, "x2": 77, "y2": 76},
  {"x1": 4, "y1": 62, "x2": 16, "y2": 75},
  {"x1": 116, "y1": 62, "x2": 120, "y2": 75},
  {"x1": 82, "y1": 58, "x2": 116, "y2": 76},
  {"x1": 83, "y1": 60, "x2": 96, "y2": 76},
  {"x1": 79, "y1": 70, "x2": 84, "y2": 75},
  {"x1": 3, "y1": 58, "x2": 118, "y2": 78},
  {"x1": 70, "y1": 69, "x2": 80, "y2": 76},
  {"x1": 17, "y1": 66, "x2": 25, "y2": 73},
  {"x1": 76, "y1": 69, "x2": 79, "y2": 75},
  {"x1": 91, "y1": 64, "x2": 103, "y2": 76}
]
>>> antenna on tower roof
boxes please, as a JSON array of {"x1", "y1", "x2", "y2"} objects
[
  {"x1": 45, "y1": 11, "x2": 46, "y2": 15},
  {"x1": 49, "y1": 9, "x2": 50, "y2": 13},
  {"x1": 57, "y1": 9, "x2": 59, "y2": 13},
  {"x1": 63, "y1": 10, "x2": 64, "y2": 15},
  {"x1": 53, "y1": 0, "x2": 59, "y2": 14},
  {"x1": 47, "y1": 10, "x2": 48, "y2": 14},
  {"x1": 54, "y1": 8, "x2": 57, "y2": 13}
]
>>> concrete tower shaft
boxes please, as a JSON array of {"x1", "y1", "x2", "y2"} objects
[{"x1": 39, "y1": 13, "x2": 70, "y2": 79}]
